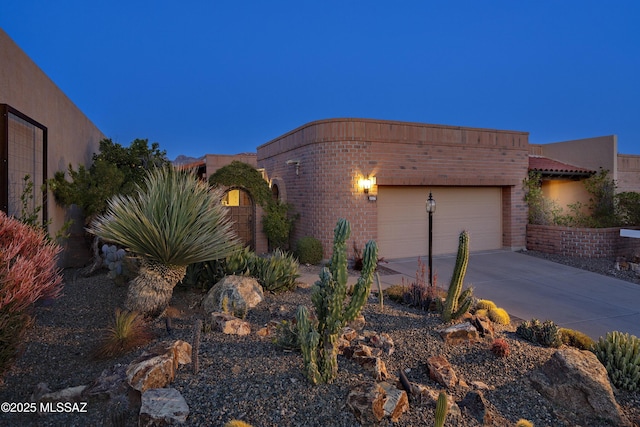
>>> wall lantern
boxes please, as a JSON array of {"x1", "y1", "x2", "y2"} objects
[
  {"x1": 358, "y1": 176, "x2": 377, "y2": 201},
  {"x1": 286, "y1": 159, "x2": 301, "y2": 176},
  {"x1": 360, "y1": 178, "x2": 372, "y2": 193}
]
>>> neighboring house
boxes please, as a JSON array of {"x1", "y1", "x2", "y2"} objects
[
  {"x1": 0, "y1": 29, "x2": 105, "y2": 266},
  {"x1": 255, "y1": 118, "x2": 640, "y2": 260}
]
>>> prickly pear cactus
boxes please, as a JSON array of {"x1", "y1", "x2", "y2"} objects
[
  {"x1": 296, "y1": 218, "x2": 378, "y2": 384},
  {"x1": 442, "y1": 231, "x2": 473, "y2": 322}
]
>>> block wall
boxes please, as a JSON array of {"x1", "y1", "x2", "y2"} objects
[{"x1": 526, "y1": 224, "x2": 640, "y2": 258}]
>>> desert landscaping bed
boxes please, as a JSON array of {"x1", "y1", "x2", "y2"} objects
[{"x1": 0, "y1": 258, "x2": 639, "y2": 427}]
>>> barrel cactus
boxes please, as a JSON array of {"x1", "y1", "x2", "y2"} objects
[
  {"x1": 102, "y1": 244, "x2": 126, "y2": 279},
  {"x1": 441, "y1": 230, "x2": 473, "y2": 322},
  {"x1": 296, "y1": 218, "x2": 378, "y2": 384}
]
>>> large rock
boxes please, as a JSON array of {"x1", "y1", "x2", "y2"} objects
[
  {"x1": 126, "y1": 340, "x2": 192, "y2": 392},
  {"x1": 427, "y1": 355, "x2": 458, "y2": 389},
  {"x1": 529, "y1": 347, "x2": 632, "y2": 427},
  {"x1": 458, "y1": 390, "x2": 510, "y2": 426},
  {"x1": 202, "y1": 275, "x2": 264, "y2": 315},
  {"x1": 139, "y1": 387, "x2": 189, "y2": 426},
  {"x1": 347, "y1": 381, "x2": 408, "y2": 424},
  {"x1": 438, "y1": 322, "x2": 479, "y2": 345}
]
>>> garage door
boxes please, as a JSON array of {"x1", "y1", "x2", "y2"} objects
[{"x1": 377, "y1": 186, "x2": 502, "y2": 259}]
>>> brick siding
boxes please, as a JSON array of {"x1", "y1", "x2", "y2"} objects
[
  {"x1": 258, "y1": 118, "x2": 530, "y2": 258},
  {"x1": 526, "y1": 224, "x2": 640, "y2": 258}
]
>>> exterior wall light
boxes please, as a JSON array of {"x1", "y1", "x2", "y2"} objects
[{"x1": 360, "y1": 178, "x2": 372, "y2": 193}]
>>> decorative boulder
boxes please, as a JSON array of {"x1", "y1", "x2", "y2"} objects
[
  {"x1": 347, "y1": 381, "x2": 408, "y2": 424},
  {"x1": 139, "y1": 387, "x2": 189, "y2": 426},
  {"x1": 126, "y1": 340, "x2": 192, "y2": 392},
  {"x1": 438, "y1": 322, "x2": 479, "y2": 345},
  {"x1": 529, "y1": 347, "x2": 632, "y2": 427},
  {"x1": 212, "y1": 312, "x2": 251, "y2": 336},
  {"x1": 427, "y1": 355, "x2": 458, "y2": 389},
  {"x1": 202, "y1": 275, "x2": 264, "y2": 315}
]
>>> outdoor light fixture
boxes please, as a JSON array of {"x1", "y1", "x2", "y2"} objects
[
  {"x1": 286, "y1": 159, "x2": 301, "y2": 176},
  {"x1": 358, "y1": 176, "x2": 376, "y2": 199},
  {"x1": 426, "y1": 192, "x2": 436, "y2": 287}
]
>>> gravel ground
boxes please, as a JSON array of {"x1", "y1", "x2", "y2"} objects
[{"x1": 0, "y1": 254, "x2": 639, "y2": 427}]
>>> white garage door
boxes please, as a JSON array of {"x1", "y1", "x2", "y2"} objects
[{"x1": 377, "y1": 186, "x2": 502, "y2": 259}]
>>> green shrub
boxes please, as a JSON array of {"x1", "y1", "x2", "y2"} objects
[
  {"x1": 384, "y1": 284, "x2": 406, "y2": 303},
  {"x1": 294, "y1": 236, "x2": 323, "y2": 265},
  {"x1": 559, "y1": 327, "x2": 595, "y2": 350},
  {"x1": 592, "y1": 331, "x2": 640, "y2": 391},
  {"x1": 516, "y1": 318, "x2": 562, "y2": 348},
  {"x1": 250, "y1": 249, "x2": 300, "y2": 293}
]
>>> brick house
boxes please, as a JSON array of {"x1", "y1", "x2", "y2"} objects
[{"x1": 256, "y1": 118, "x2": 640, "y2": 260}]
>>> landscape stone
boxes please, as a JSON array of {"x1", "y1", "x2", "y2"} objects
[
  {"x1": 378, "y1": 381, "x2": 409, "y2": 422},
  {"x1": 529, "y1": 347, "x2": 632, "y2": 427},
  {"x1": 438, "y1": 322, "x2": 479, "y2": 345},
  {"x1": 346, "y1": 381, "x2": 408, "y2": 424},
  {"x1": 458, "y1": 390, "x2": 509, "y2": 426},
  {"x1": 427, "y1": 355, "x2": 458, "y2": 389},
  {"x1": 139, "y1": 387, "x2": 189, "y2": 426},
  {"x1": 211, "y1": 312, "x2": 251, "y2": 335},
  {"x1": 126, "y1": 340, "x2": 192, "y2": 392},
  {"x1": 201, "y1": 275, "x2": 264, "y2": 315}
]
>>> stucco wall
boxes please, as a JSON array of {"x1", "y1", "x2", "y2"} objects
[
  {"x1": 531, "y1": 135, "x2": 617, "y2": 179},
  {"x1": 1, "y1": 28, "x2": 104, "y2": 265},
  {"x1": 617, "y1": 154, "x2": 640, "y2": 194},
  {"x1": 257, "y1": 118, "x2": 529, "y2": 257}
]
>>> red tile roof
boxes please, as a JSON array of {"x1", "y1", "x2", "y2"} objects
[{"x1": 528, "y1": 155, "x2": 595, "y2": 176}]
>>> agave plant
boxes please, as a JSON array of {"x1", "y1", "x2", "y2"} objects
[{"x1": 88, "y1": 167, "x2": 240, "y2": 317}]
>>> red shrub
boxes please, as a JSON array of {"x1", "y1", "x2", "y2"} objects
[{"x1": 0, "y1": 211, "x2": 64, "y2": 377}]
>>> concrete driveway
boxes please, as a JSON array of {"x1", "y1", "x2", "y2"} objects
[{"x1": 379, "y1": 250, "x2": 640, "y2": 340}]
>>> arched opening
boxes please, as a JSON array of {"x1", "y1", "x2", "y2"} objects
[{"x1": 222, "y1": 187, "x2": 255, "y2": 250}]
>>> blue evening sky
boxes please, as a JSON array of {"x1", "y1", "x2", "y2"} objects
[{"x1": 2, "y1": 1, "x2": 639, "y2": 160}]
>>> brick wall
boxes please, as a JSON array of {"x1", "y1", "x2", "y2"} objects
[
  {"x1": 526, "y1": 224, "x2": 640, "y2": 258},
  {"x1": 258, "y1": 118, "x2": 530, "y2": 258}
]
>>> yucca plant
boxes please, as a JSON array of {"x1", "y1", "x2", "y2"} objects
[{"x1": 88, "y1": 167, "x2": 241, "y2": 317}]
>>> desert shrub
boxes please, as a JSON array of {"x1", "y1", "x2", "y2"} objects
[
  {"x1": 262, "y1": 201, "x2": 298, "y2": 251},
  {"x1": 273, "y1": 319, "x2": 300, "y2": 350},
  {"x1": 592, "y1": 331, "x2": 640, "y2": 391},
  {"x1": 383, "y1": 284, "x2": 406, "y2": 303},
  {"x1": 250, "y1": 249, "x2": 300, "y2": 293},
  {"x1": 559, "y1": 327, "x2": 595, "y2": 350},
  {"x1": 294, "y1": 236, "x2": 323, "y2": 265},
  {"x1": 93, "y1": 308, "x2": 153, "y2": 359},
  {"x1": 516, "y1": 318, "x2": 562, "y2": 348},
  {"x1": 0, "y1": 211, "x2": 63, "y2": 377},
  {"x1": 491, "y1": 338, "x2": 510, "y2": 358},
  {"x1": 488, "y1": 307, "x2": 511, "y2": 325},
  {"x1": 400, "y1": 257, "x2": 439, "y2": 310}
]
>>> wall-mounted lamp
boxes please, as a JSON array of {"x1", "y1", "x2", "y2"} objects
[
  {"x1": 358, "y1": 175, "x2": 377, "y2": 200},
  {"x1": 286, "y1": 159, "x2": 301, "y2": 176}
]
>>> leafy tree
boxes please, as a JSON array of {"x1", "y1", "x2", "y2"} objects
[
  {"x1": 88, "y1": 167, "x2": 240, "y2": 317},
  {"x1": 49, "y1": 138, "x2": 169, "y2": 224}
]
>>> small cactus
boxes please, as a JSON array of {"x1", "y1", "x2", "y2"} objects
[
  {"x1": 224, "y1": 421, "x2": 253, "y2": 427},
  {"x1": 516, "y1": 319, "x2": 562, "y2": 348},
  {"x1": 592, "y1": 331, "x2": 640, "y2": 391},
  {"x1": 491, "y1": 338, "x2": 510, "y2": 357},
  {"x1": 475, "y1": 299, "x2": 497, "y2": 311},
  {"x1": 488, "y1": 307, "x2": 511, "y2": 325},
  {"x1": 441, "y1": 231, "x2": 473, "y2": 322},
  {"x1": 515, "y1": 419, "x2": 534, "y2": 427},
  {"x1": 102, "y1": 244, "x2": 127, "y2": 279},
  {"x1": 434, "y1": 391, "x2": 448, "y2": 427}
]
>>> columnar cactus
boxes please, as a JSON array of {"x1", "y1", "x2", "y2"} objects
[
  {"x1": 296, "y1": 218, "x2": 378, "y2": 384},
  {"x1": 593, "y1": 331, "x2": 640, "y2": 391},
  {"x1": 441, "y1": 230, "x2": 473, "y2": 322},
  {"x1": 192, "y1": 319, "x2": 202, "y2": 374},
  {"x1": 434, "y1": 391, "x2": 448, "y2": 427}
]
